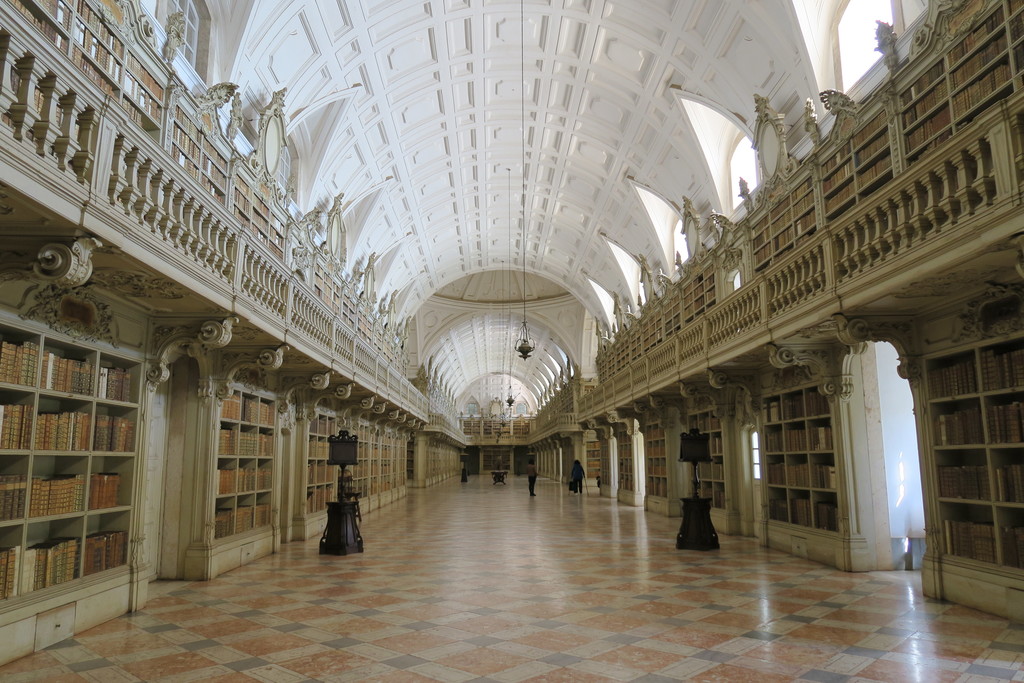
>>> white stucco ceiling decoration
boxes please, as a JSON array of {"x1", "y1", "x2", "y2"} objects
[{"x1": 211, "y1": 0, "x2": 820, "y2": 397}]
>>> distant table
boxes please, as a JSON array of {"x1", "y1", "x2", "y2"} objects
[{"x1": 491, "y1": 470, "x2": 508, "y2": 484}]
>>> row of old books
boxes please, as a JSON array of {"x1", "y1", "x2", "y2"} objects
[
  {"x1": 0, "y1": 340, "x2": 38, "y2": 386},
  {"x1": 986, "y1": 402, "x2": 1024, "y2": 443},
  {"x1": 308, "y1": 439, "x2": 329, "y2": 460},
  {"x1": 23, "y1": 537, "x2": 80, "y2": 592},
  {"x1": 938, "y1": 465, "x2": 992, "y2": 500},
  {"x1": 218, "y1": 430, "x2": 274, "y2": 457},
  {"x1": 221, "y1": 393, "x2": 242, "y2": 420},
  {"x1": 0, "y1": 474, "x2": 27, "y2": 520},
  {"x1": 98, "y1": 366, "x2": 132, "y2": 402},
  {"x1": 816, "y1": 502, "x2": 839, "y2": 531},
  {"x1": 34, "y1": 411, "x2": 92, "y2": 451},
  {"x1": 89, "y1": 473, "x2": 120, "y2": 509},
  {"x1": 40, "y1": 353, "x2": 93, "y2": 395},
  {"x1": 981, "y1": 346, "x2": 1024, "y2": 391},
  {"x1": 1000, "y1": 526, "x2": 1024, "y2": 569},
  {"x1": 0, "y1": 546, "x2": 17, "y2": 599},
  {"x1": 29, "y1": 475, "x2": 85, "y2": 517},
  {"x1": 241, "y1": 397, "x2": 272, "y2": 425},
  {"x1": 997, "y1": 464, "x2": 1024, "y2": 503},
  {"x1": 307, "y1": 462, "x2": 336, "y2": 485},
  {"x1": 93, "y1": 415, "x2": 135, "y2": 452},
  {"x1": 933, "y1": 407, "x2": 984, "y2": 446},
  {"x1": 83, "y1": 530, "x2": 127, "y2": 576},
  {"x1": 928, "y1": 358, "x2": 977, "y2": 398},
  {"x1": 811, "y1": 463, "x2": 837, "y2": 489},
  {"x1": 0, "y1": 404, "x2": 34, "y2": 450},
  {"x1": 945, "y1": 520, "x2": 997, "y2": 563},
  {"x1": 306, "y1": 484, "x2": 335, "y2": 513},
  {"x1": 790, "y1": 498, "x2": 812, "y2": 527}
]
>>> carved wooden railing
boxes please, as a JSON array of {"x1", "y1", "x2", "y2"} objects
[{"x1": 0, "y1": 7, "x2": 429, "y2": 419}]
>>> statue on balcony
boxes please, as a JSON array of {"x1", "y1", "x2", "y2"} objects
[
  {"x1": 162, "y1": 12, "x2": 185, "y2": 62},
  {"x1": 637, "y1": 253, "x2": 653, "y2": 303}
]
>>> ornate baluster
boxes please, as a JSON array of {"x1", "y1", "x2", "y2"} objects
[
  {"x1": 71, "y1": 106, "x2": 97, "y2": 182},
  {"x1": 8, "y1": 54, "x2": 37, "y2": 141},
  {"x1": 53, "y1": 89, "x2": 79, "y2": 169}
]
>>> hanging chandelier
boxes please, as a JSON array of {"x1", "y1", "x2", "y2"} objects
[{"x1": 514, "y1": 0, "x2": 534, "y2": 361}]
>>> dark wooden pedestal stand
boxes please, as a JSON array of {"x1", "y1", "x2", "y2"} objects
[
  {"x1": 676, "y1": 496, "x2": 719, "y2": 550},
  {"x1": 676, "y1": 428, "x2": 719, "y2": 551},
  {"x1": 320, "y1": 465, "x2": 363, "y2": 556}
]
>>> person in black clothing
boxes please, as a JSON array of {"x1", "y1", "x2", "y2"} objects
[
  {"x1": 526, "y1": 459, "x2": 537, "y2": 496},
  {"x1": 570, "y1": 459, "x2": 585, "y2": 495}
]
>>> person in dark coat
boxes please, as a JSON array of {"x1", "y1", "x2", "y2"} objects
[
  {"x1": 526, "y1": 459, "x2": 537, "y2": 496},
  {"x1": 570, "y1": 459, "x2": 585, "y2": 494}
]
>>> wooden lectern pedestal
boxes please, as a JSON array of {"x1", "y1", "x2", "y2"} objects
[{"x1": 676, "y1": 496, "x2": 719, "y2": 551}]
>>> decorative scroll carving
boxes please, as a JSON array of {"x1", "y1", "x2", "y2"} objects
[
  {"x1": 147, "y1": 317, "x2": 237, "y2": 390},
  {"x1": 954, "y1": 282, "x2": 1024, "y2": 342},
  {"x1": 803, "y1": 98, "x2": 820, "y2": 145},
  {"x1": 335, "y1": 382, "x2": 354, "y2": 399},
  {"x1": 226, "y1": 93, "x2": 243, "y2": 142},
  {"x1": 819, "y1": 89, "x2": 859, "y2": 141},
  {"x1": 251, "y1": 88, "x2": 288, "y2": 181},
  {"x1": 875, "y1": 21, "x2": 898, "y2": 73},
  {"x1": 767, "y1": 342, "x2": 855, "y2": 402},
  {"x1": 752, "y1": 94, "x2": 795, "y2": 180},
  {"x1": 162, "y1": 11, "x2": 185, "y2": 61},
  {"x1": 0, "y1": 237, "x2": 102, "y2": 287},
  {"x1": 91, "y1": 270, "x2": 187, "y2": 299},
  {"x1": 309, "y1": 371, "x2": 331, "y2": 390},
  {"x1": 833, "y1": 313, "x2": 918, "y2": 384},
  {"x1": 373, "y1": 401, "x2": 388, "y2": 414},
  {"x1": 22, "y1": 284, "x2": 115, "y2": 345},
  {"x1": 911, "y1": 0, "x2": 988, "y2": 59},
  {"x1": 360, "y1": 395, "x2": 376, "y2": 409},
  {"x1": 195, "y1": 82, "x2": 239, "y2": 136}
]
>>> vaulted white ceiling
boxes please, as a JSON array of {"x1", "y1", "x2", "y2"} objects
[{"x1": 193, "y1": 0, "x2": 827, "y2": 404}]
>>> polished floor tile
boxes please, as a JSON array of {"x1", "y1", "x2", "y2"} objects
[{"x1": 2, "y1": 476, "x2": 1023, "y2": 681}]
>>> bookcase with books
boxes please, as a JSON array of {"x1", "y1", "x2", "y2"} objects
[
  {"x1": 691, "y1": 409, "x2": 725, "y2": 509},
  {"x1": 585, "y1": 435, "x2": 602, "y2": 486},
  {"x1": 306, "y1": 409, "x2": 338, "y2": 515},
  {"x1": 925, "y1": 334, "x2": 1024, "y2": 571},
  {"x1": 0, "y1": 319, "x2": 139, "y2": 601},
  {"x1": 616, "y1": 425, "x2": 633, "y2": 495},
  {"x1": 213, "y1": 389, "x2": 275, "y2": 540},
  {"x1": 644, "y1": 420, "x2": 667, "y2": 500},
  {"x1": 751, "y1": 174, "x2": 816, "y2": 271},
  {"x1": 11, "y1": 0, "x2": 166, "y2": 134},
  {"x1": 762, "y1": 382, "x2": 838, "y2": 533},
  {"x1": 899, "y1": 0, "x2": 1023, "y2": 165}
]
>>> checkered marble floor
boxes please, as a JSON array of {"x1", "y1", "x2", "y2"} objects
[{"x1": 2, "y1": 476, "x2": 1023, "y2": 682}]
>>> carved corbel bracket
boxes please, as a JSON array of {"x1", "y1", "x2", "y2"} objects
[
  {"x1": 147, "y1": 317, "x2": 237, "y2": 390},
  {"x1": 309, "y1": 370, "x2": 331, "y2": 391},
  {"x1": 833, "y1": 313, "x2": 921, "y2": 385},
  {"x1": 766, "y1": 341, "x2": 850, "y2": 401},
  {"x1": 334, "y1": 382, "x2": 354, "y2": 400},
  {"x1": 0, "y1": 236, "x2": 102, "y2": 287},
  {"x1": 360, "y1": 395, "x2": 376, "y2": 410},
  {"x1": 373, "y1": 401, "x2": 388, "y2": 414}
]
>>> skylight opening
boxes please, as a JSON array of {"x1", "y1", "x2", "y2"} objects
[{"x1": 838, "y1": 0, "x2": 894, "y2": 89}]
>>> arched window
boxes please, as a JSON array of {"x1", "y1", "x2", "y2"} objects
[
  {"x1": 679, "y1": 97, "x2": 756, "y2": 212},
  {"x1": 729, "y1": 137, "x2": 757, "y2": 209},
  {"x1": 168, "y1": 0, "x2": 210, "y2": 78},
  {"x1": 837, "y1": 0, "x2": 894, "y2": 89}
]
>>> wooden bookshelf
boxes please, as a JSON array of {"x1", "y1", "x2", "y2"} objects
[
  {"x1": 644, "y1": 421, "x2": 667, "y2": 499},
  {"x1": 0, "y1": 320, "x2": 139, "y2": 600},
  {"x1": 585, "y1": 436, "x2": 601, "y2": 485},
  {"x1": 753, "y1": 175, "x2": 816, "y2": 271},
  {"x1": 762, "y1": 382, "x2": 837, "y2": 532},
  {"x1": 926, "y1": 334, "x2": 1024, "y2": 569},
  {"x1": 616, "y1": 426, "x2": 633, "y2": 492},
  {"x1": 852, "y1": 110, "x2": 893, "y2": 197},
  {"x1": 233, "y1": 176, "x2": 284, "y2": 259},
  {"x1": 214, "y1": 389, "x2": 274, "y2": 540},
  {"x1": 305, "y1": 410, "x2": 338, "y2": 515},
  {"x1": 173, "y1": 106, "x2": 228, "y2": 204},
  {"x1": 691, "y1": 409, "x2": 724, "y2": 509},
  {"x1": 682, "y1": 264, "x2": 716, "y2": 323},
  {"x1": 13, "y1": 0, "x2": 165, "y2": 133}
]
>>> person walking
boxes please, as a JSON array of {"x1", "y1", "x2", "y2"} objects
[
  {"x1": 570, "y1": 459, "x2": 585, "y2": 495},
  {"x1": 526, "y1": 459, "x2": 537, "y2": 496}
]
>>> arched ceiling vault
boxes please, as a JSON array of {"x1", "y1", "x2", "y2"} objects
[{"x1": 205, "y1": 0, "x2": 821, "y2": 398}]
